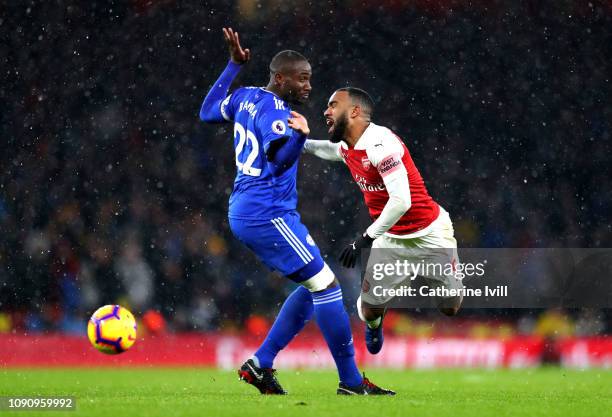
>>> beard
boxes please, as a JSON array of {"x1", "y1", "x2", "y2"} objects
[{"x1": 329, "y1": 112, "x2": 348, "y2": 143}]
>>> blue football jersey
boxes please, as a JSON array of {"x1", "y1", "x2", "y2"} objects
[{"x1": 219, "y1": 87, "x2": 300, "y2": 220}]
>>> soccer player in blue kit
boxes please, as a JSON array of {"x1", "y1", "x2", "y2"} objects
[{"x1": 199, "y1": 28, "x2": 394, "y2": 396}]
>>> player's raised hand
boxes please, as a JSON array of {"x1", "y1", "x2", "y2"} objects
[
  {"x1": 287, "y1": 111, "x2": 310, "y2": 136},
  {"x1": 223, "y1": 27, "x2": 251, "y2": 64}
]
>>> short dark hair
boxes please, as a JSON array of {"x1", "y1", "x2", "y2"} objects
[
  {"x1": 269, "y1": 50, "x2": 309, "y2": 74},
  {"x1": 336, "y1": 87, "x2": 375, "y2": 117}
]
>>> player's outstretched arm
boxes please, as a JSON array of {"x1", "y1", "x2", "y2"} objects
[
  {"x1": 303, "y1": 139, "x2": 343, "y2": 161},
  {"x1": 199, "y1": 28, "x2": 250, "y2": 123},
  {"x1": 266, "y1": 111, "x2": 309, "y2": 176}
]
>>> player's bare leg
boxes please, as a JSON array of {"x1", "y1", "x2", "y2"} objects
[
  {"x1": 359, "y1": 293, "x2": 462, "y2": 354},
  {"x1": 361, "y1": 295, "x2": 463, "y2": 318},
  {"x1": 357, "y1": 297, "x2": 386, "y2": 355},
  {"x1": 437, "y1": 294, "x2": 463, "y2": 316}
]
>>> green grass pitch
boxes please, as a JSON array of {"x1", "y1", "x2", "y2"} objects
[{"x1": 1, "y1": 368, "x2": 610, "y2": 417}]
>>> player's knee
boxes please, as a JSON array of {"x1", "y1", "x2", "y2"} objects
[
  {"x1": 356, "y1": 296, "x2": 385, "y2": 321},
  {"x1": 439, "y1": 306, "x2": 460, "y2": 316},
  {"x1": 437, "y1": 295, "x2": 462, "y2": 316},
  {"x1": 300, "y1": 263, "x2": 336, "y2": 292}
]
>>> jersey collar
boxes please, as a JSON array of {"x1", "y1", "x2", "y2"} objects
[
  {"x1": 353, "y1": 122, "x2": 377, "y2": 150},
  {"x1": 259, "y1": 87, "x2": 282, "y2": 100}
]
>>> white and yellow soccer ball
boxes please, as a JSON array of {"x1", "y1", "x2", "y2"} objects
[{"x1": 87, "y1": 305, "x2": 137, "y2": 354}]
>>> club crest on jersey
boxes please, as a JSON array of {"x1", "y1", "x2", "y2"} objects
[
  {"x1": 272, "y1": 120, "x2": 286, "y2": 135},
  {"x1": 306, "y1": 234, "x2": 316, "y2": 246},
  {"x1": 361, "y1": 156, "x2": 371, "y2": 170},
  {"x1": 220, "y1": 95, "x2": 231, "y2": 120}
]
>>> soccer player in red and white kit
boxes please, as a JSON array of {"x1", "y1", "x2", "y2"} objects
[{"x1": 304, "y1": 87, "x2": 463, "y2": 354}]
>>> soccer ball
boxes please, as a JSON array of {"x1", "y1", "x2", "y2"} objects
[{"x1": 87, "y1": 305, "x2": 137, "y2": 354}]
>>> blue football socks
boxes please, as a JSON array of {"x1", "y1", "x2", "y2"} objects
[
  {"x1": 254, "y1": 286, "x2": 313, "y2": 368},
  {"x1": 253, "y1": 284, "x2": 363, "y2": 388},
  {"x1": 312, "y1": 286, "x2": 363, "y2": 387}
]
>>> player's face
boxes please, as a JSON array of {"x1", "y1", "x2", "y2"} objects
[
  {"x1": 280, "y1": 61, "x2": 312, "y2": 105},
  {"x1": 324, "y1": 91, "x2": 352, "y2": 143}
]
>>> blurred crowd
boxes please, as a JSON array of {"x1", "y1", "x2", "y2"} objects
[{"x1": 0, "y1": 1, "x2": 610, "y2": 333}]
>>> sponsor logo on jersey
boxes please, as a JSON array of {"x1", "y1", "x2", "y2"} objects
[
  {"x1": 272, "y1": 120, "x2": 286, "y2": 135},
  {"x1": 361, "y1": 156, "x2": 371, "y2": 170},
  {"x1": 378, "y1": 155, "x2": 401, "y2": 174},
  {"x1": 357, "y1": 182, "x2": 386, "y2": 192},
  {"x1": 354, "y1": 174, "x2": 385, "y2": 192}
]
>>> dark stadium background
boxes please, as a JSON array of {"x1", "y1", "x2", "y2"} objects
[{"x1": 0, "y1": 0, "x2": 610, "y2": 342}]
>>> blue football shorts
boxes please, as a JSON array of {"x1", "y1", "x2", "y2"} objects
[{"x1": 229, "y1": 211, "x2": 325, "y2": 282}]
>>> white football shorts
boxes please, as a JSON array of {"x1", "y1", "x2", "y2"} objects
[{"x1": 360, "y1": 207, "x2": 464, "y2": 306}]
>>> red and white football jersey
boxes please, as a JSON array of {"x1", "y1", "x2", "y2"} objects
[{"x1": 339, "y1": 123, "x2": 439, "y2": 236}]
